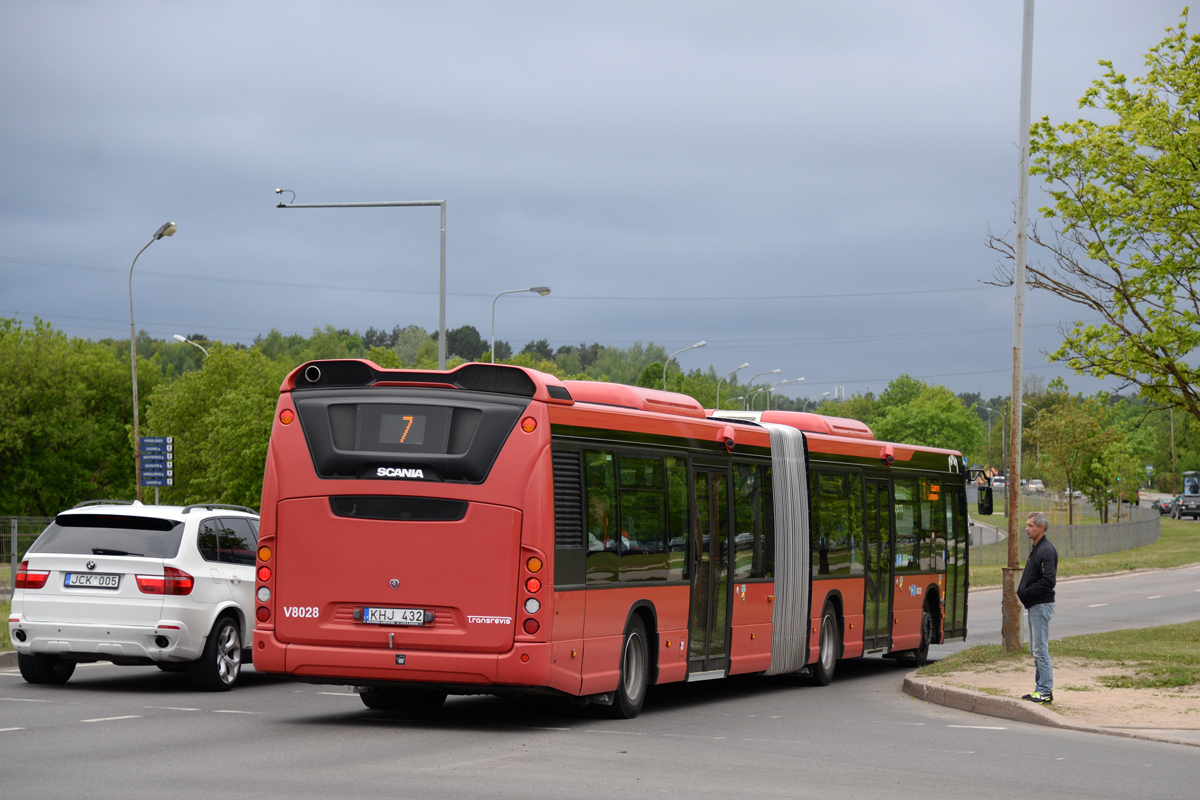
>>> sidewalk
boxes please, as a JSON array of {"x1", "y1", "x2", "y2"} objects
[{"x1": 905, "y1": 659, "x2": 1200, "y2": 748}]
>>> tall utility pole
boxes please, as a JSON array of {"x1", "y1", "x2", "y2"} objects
[{"x1": 1003, "y1": 0, "x2": 1036, "y2": 654}]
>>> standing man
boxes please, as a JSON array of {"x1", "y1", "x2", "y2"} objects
[{"x1": 1017, "y1": 511, "x2": 1057, "y2": 704}]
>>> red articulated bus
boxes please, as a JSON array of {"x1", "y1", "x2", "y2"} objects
[{"x1": 252, "y1": 360, "x2": 975, "y2": 717}]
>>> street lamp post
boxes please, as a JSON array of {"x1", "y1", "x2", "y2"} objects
[
  {"x1": 771, "y1": 378, "x2": 804, "y2": 410},
  {"x1": 1022, "y1": 402, "x2": 1043, "y2": 464},
  {"x1": 743, "y1": 369, "x2": 780, "y2": 408},
  {"x1": 130, "y1": 221, "x2": 177, "y2": 503},
  {"x1": 663, "y1": 340, "x2": 706, "y2": 390},
  {"x1": 275, "y1": 191, "x2": 449, "y2": 369},
  {"x1": 173, "y1": 334, "x2": 209, "y2": 357},
  {"x1": 803, "y1": 391, "x2": 831, "y2": 412},
  {"x1": 715, "y1": 362, "x2": 749, "y2": 411},
  {"x1": 981, "y1": 406, "x2": 997, "y2": 466},
  {"x1": 491, "y1": 286, "x2": 551, "y2": 363}
]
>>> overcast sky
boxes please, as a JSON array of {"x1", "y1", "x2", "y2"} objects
[{"x1": 0, "y1": 1, "x2": 1187, "y2": 399}]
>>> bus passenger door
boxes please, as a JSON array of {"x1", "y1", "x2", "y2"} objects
[
  {"x1": 862, "y1": 479, "x2": 891, "y2": 650},
  {"x1": 688, "y1": 466, "x2": 732, "y2": 679}
]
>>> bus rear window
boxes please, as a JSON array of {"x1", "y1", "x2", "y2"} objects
[
  {"x1": 295, "y1": 388, "x2": 530, "y2": 482},
  {"x1": 29, "y1": 514, "x2": 185, "y2": 558}
]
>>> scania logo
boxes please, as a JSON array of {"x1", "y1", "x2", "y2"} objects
[
  {"x1": 376, "y1": 467, "x2": 425, "y2": 479},
  {"x1": 86, "y1": 560, "x2": 96, "y2": 570},
  {"x1": 389, "y1": 579, "x2": 399, "y2": 589}
]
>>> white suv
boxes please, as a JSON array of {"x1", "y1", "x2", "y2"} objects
[{"x1": 8, "y1": 501, "x2": 258, "y2": 691}]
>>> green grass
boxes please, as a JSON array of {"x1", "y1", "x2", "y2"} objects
[
  {"x1": 969, "y1": 516, "x2": 1200, "y2": 588},
  {"x1": 919, "y1": 620, "x2": 1200, "y2": 690},
  {"x1": 1, "y1": 599, "x2": 10, "y2": 651}
]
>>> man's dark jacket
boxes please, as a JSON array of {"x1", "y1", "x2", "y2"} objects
[{"x1": 1017, "y1": 536, "x2": 1057, "y2": 608}]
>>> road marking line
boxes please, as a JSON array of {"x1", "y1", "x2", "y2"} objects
[
  {"x1": 526, "y1": 726, "x2": 569, "y2": 731},
  {"x1": 947, "y1": 725, "x2": 1007, "y2": 730},
  {"x1": 1087, "y1": 603, "x2": 1108, "y2": 608},
  {"x1": 145, "y1": 706, "x2": 199, "y2": 711},
  {"x1": 663, "y1": 733, "x2": 726, "y2": 740},
  {"x1": 318, "y1": 692, "x2": 358, "y2": 697},
  {"x1": 81, "y1": 715, "x2": 141, "y2": 723},
  {"x1": 212, "y1": 709, "x2": 263, "y2": 714},
  {"x1": 585, "y1": 729, "x2": 648, "y2": 736},
  {"x1": 742, "y1": 737, "x2": 807, "y2": 744},
  {"x1": 1, "y1": 697, "x2": 52, "y2": 702},
  {"x1": 1147, "y1": 595, "x2": 1163, "y2": 599},
  {"x1": 0, "y1": 727, "x2": 25, "y2": 732}
]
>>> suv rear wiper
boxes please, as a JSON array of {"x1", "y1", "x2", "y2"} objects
[{"x1": 91, "y1": 548, "x2": 144, "y2": 557}]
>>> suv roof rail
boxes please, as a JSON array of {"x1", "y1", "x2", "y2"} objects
[
  {"x1": 72, "y1": 499, "x2": 139, "y2": 509},
  {"x1": 181, "y1": 503, "x2": 258, "y2": 516}
]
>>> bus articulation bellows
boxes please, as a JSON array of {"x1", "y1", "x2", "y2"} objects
[{"x1": 252, "y1": 360, "x2": 981, "y2": 718}]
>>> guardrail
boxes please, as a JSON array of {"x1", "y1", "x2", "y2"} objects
[
  {"x1": 2, "y1": 516, "x2": 54, "y2": 596},
  {"x1": 970, "y1": 494, "x2": 1160, "y2": 564}
]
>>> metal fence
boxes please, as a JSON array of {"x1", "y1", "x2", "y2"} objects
[
  {"x1": 969, "y1": 494, "x2": 1160, "y2": 565},
  {"x1": 2, "y1": 516, "x2": 54, "y2": 596}
]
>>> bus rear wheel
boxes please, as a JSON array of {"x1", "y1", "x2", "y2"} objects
[
  {"x1": 605, "y1": 616, "x2": 649, "y2": 719},
  {"x1": 810, "y1": 603, "x2": 839, "y2": 686},
  {"x1": 901, "y1": 607, "x2": 936, "y2": 667}
]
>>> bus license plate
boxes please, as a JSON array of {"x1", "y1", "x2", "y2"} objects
[
  {"x1": 64, "y1": 572, "x2": 120, "y2": 589},
  {"x1": 362, "y1": 607, "x2": 427, "y2": 626}
]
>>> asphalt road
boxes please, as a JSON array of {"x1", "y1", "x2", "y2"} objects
[{"x1": 3, "y1": 568, "x2": 1199, "y2": 799}]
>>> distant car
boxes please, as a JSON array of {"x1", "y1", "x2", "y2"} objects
[
  {"x1": 1158, "y1": 497, "x2": 1174, "y2": 515},
  {"x1": 8, "y1": 501, "x2": 259, "y2": 691},
  {"x1": 1171, "y1": 494, "x2": 1200, "y2": 520},
  {"x1": 991, "y1": 476, "x2": 1006, "y2": 490},
  {"x1": 1027, "y1": 479, "x2": 1045, "y2": 493}
]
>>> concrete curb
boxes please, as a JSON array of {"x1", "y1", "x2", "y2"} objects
[
  {"x1": 904, "y1": 671, "x2": 1200, "y2": 749},
  {"x1": 0, "y1": 651, "x2": 17, "y2": 668}
]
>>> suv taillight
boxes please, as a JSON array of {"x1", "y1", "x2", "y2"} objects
[
  {"x1": 14, "y1": 561, "x2": 49, "y2": 590},
  {"x1": 136, "y1": 566, "x2": 195, "y2": 596}
]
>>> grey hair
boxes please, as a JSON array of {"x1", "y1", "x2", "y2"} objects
[{"x1": 1027, "y1": 511, "x2": 1048, "y2": 531}]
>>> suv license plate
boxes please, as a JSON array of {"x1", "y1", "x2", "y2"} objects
[
  {"x1": 362, "y1": 607, "x2": 428, "y2": 626},
  {"x1": 64, "y1": 572, "x2": 120, "y2": 589}
]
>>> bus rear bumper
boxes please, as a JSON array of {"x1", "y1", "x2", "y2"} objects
[{"x1": 252, "y1": 630, "x2": 554, "y2": 690}]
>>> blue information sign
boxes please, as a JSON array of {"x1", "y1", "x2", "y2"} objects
[{"x1": 139, "y1": 436, "x2": 176, "y2": 488}]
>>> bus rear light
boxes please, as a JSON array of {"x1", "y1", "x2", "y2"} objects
[
  {"x1": 525, "y1": 556, "x2": 542, "y2": 573},
  {"x1": 521, "y1": 417, "x2": 537, "y2": 433},
  {"x1": 136, "y1": 566, "x2": 194, "y2": 596},
  {"x1": 523, "y1": 618, "x2": 539, "y2": 635},
  {"x1": 523, "y1": 598, "x2": 540, "y2": 614},
  {"x1": 256, "y1": 606, "x2": 271, "y2": 622},
  {"x1": 257, "y1": 566, "x2": 272, "y2": 582},
  {"x1": 257, "y1": 586, "x2": 271, "y2": 602},
  {"x1": 258, "y1": 545, "x2": 272, "y2": 562},
  {"x1": 525, "y1": 577, "x2": 541, "y2": 593},
  {"x1": 14, "y1": 561, "x2": 49, "y2": 590},
  {"x1": 280, "y1": 409, "x2": 295, "y2": 425}
]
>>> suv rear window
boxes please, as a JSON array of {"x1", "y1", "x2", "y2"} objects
[{"x1": 28, "y1": 513, "x2": 185, "y2": 558}]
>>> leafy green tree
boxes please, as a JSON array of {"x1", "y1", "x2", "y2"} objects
[
  {"x1": 0, "y1": 318, "x2": 154, "y2": 514},
  {"x1": 989, "y1": 12, "x2": 1200, "y2": 421},
  {"x1": 870, "y1": 377, "x2": 984, "y2": 455},
  {"x1": 1040, "y1": 393, "x2": 1119, "y2": 523},
  {"x1": 521, "y1": 338, "x2": 554, "y2": 361},
  {"x1": 145, "y1": 345, "x2": 290, "y2": 508}
]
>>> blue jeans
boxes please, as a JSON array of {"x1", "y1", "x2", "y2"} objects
[{"x1": 1028, "y1": 602, "x2": 1055, "y2": 694}]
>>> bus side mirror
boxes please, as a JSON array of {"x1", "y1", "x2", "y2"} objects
[{"x1": 976, "y1": 486, "x2": 993, "y2": 516}]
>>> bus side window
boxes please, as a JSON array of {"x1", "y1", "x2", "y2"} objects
[
  {"x1": 892, "y1": 478, "x2": 920, "y2": 573},
  {"x1": 618, "y1": 456, "x2": 668, "y2": 582},
  {"x1": 584, "y1": 450, "x2": 618, "y2": 584},
  {"x1": 666, "y1": 456, "x2": 688, "y2": 581},
  {"x1": 811, "y1": 471, "x2": 862, "y2": 577}
]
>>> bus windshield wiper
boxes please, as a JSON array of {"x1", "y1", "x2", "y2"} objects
[{"x1": 91, "y1": 548, "x2": 143, "y2": 556}]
